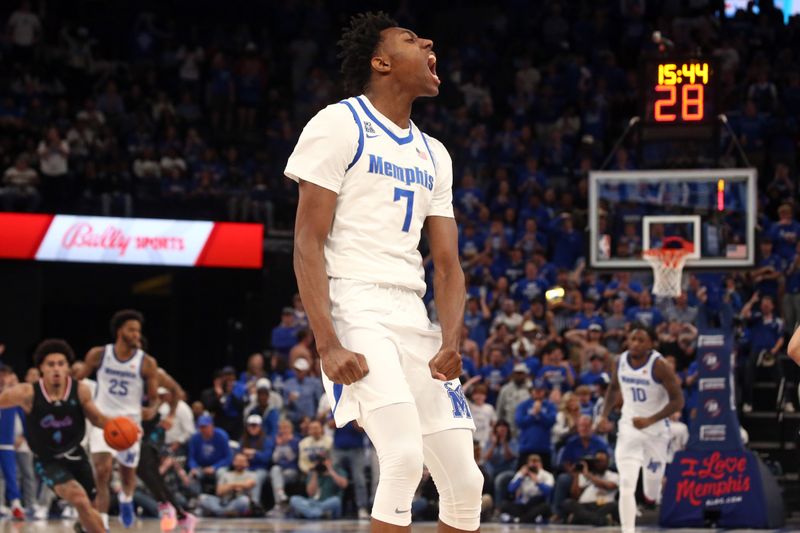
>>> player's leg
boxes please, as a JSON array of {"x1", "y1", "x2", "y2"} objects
[
  {"x1": 136, "y1": 441, "x2": 187, "y2": 530},
  {"x1": 361, "y1": 402, "x2": 424, "y2": 532},
  {"x1": 54, "y1": 480, "x2": 105, "y2": 533},
  {"x1": 114, "y1": 440, "x2": 141, "y2": 528},
  {"x1": 88, "y1": 426, "x2": 113, "y2": 516},
  {"x1": 641, "y1": 436, "x2": 670, "y2": 504},
  {"x1": 0, "y1": 449, "x2": 24, "y2": 518},
  {"x1": 615, "y1": 433, "x2": 645, "y2": 533},
  {"x1": 421, "y1": 428, "x2": 482, "y2": 532}
]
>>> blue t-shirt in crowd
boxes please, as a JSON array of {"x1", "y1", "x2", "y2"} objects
[
  {"x1": 625, "y1": 306, "x2": 664, "y2": 328},
  {"x1": 769, "y1": 221, "x2": 800, "y2": 260},
  {"x1": 271, "y1": 325, "x2": 298, "y2": 354},
  {"x1": 747, "y1": 312, "x2": 784, "y2": 353},
  {"x1": 755, "y1": 254, "x2": 785, "y2": 298},
  {"x1": 187, "y1": 428, "x2": 232, "y2": 470},
  {"x1": 515, "y1": 399, "x2": 557, "y2": 453},
  {"x1": 558, "y1": 434, "x2": 610, "y2": 468},
  {"x1": 333, "y1": 422, "x2": 366, "y2": 450},
  {"x1": 536, "y1": 365, "x2": 574, "y2": 392}
]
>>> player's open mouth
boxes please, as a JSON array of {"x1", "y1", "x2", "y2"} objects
[{"x1": 427, "y1": 53, "x2": 440, "y2": 85}]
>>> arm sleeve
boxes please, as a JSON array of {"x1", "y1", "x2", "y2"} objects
[
  {"x1": 284, "y1": 103, "x2": 359, "y2": 194},
  {"x1": 426, "y1": 136, "x2": 455, "y2": 218}
]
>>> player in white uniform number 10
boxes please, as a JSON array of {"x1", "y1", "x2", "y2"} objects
[
  {"x1": 597, "y1": 325, "x2": 684, "y2": 533},
  {"x1": 286, "y1": 11, "x2": 482, "y2": 533},
  {"x1": 74, "y1": 310, "x2": 160, "y2": 530}
]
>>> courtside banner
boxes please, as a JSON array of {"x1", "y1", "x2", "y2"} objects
[{"x1": 0, "y1": 213, "x2": 262, "y2": 269}]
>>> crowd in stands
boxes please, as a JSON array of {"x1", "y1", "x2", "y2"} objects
[{"x1": 1, "y1": 0, "x2": 800, "y2": 525}]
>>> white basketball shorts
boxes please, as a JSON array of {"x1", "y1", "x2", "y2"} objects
[
  {"x1": 615, "y1": 422, "x2": 670, "y2": 469},
  {"x1": 88, "y1": 424, "x2": 141, "y2": 468},
  {"x1": 325, "y1": 278, "x2": 475, "y2": 436}
]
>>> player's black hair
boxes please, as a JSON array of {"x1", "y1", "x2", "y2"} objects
[
  {"x1": 33, "y1": 339, "x2": 75, "y2": 368},
  {"x1": 109, "y1": 309, "x2": 144, "y2": 338},
  {"x1": 337, "y1": 11, "x2": 398, "y2": 96},
  {"x1": 629, "y1": 322, "x2": 657, "y2": 342}
]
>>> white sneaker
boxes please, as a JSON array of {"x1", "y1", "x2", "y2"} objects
[
  {"x1": 33, "y1": 505, "x2": 48, "y2": 520},
  {"x1": 358, "y1": 508, "x2": 370, "y2": 520},
  {"x1": 743, "y1": 403, "x2": 753, "y2": 413},
  {"x1": 785, "y1": 403, "x2": 796, "y2": 413}
]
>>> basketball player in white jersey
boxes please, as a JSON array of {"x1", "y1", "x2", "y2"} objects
[
  {"x1": 597, "y1": 324, "x2": 683, "y2": 533},
  {"x1": 286, "y1": 11, "x2": 482, "y2": 533},
  {"x1": 75, "y1": 310, "x2": 160, "y2": 530}
]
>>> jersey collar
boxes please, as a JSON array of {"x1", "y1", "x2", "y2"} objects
[{"x1": 355, "y1": 95, "x2": 414, "y2": 145}]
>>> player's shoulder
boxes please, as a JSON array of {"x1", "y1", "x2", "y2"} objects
[
  {"x1": 304, "y1": 100, "x2": 360, "y2": 130},
  {"x1": 418, "y1": 131, "x2": 451, "y2": 160}
]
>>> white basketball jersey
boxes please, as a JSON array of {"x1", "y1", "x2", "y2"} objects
[
  {"x1": 285, "y1": 95, "x2": 454, "y2": 296},
  {"x1": 94, "y1": 344, "x2": 145, "y2": 422},
  {"x1": 617, "y1": 350, "x2": 669, "y2": 436}
]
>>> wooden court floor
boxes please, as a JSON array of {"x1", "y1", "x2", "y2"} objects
[{"x1": 1, "y1": 518, "x2": 797, "y2": 532}]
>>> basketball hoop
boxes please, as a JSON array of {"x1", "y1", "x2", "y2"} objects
[{"x1": 642, "y1": 236, "x2": 694, "y2": 297}]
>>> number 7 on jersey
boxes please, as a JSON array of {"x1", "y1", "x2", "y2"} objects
[{"x1": 394, "y1": 187, "x2": 415, "y2": 232}]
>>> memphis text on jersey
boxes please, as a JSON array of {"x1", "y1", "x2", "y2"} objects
[{"x1": 368, "y1": 154, "x2": 434, "y2": 191}]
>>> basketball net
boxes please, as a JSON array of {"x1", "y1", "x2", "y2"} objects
[{"x1": 642, "y1": 237, "x2": 693, "y2": 297}]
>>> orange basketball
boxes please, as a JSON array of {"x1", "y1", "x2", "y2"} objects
[{"x1": 103, "y1": 417, "x2": 139, "y2": 451}]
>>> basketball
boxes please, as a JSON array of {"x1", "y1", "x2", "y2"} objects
[{"x1": 103, "y1": 417, "x2": 139, "y2": 451}]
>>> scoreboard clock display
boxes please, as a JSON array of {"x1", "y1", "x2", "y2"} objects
[{"x1": 642, "y1": 58, "x2": 717, "y2": 127}]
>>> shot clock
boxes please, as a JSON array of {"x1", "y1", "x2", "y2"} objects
[{"x1": 640, "y1": 57, "x2": 718, "y2": 142}]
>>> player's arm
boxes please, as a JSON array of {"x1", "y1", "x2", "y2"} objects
[
  {"x1": 78, "y1": 381, "x2": 110, "y2": 428},
  {"x1": 157, "y1": 368, "x2": 183, "y2": 416},
  {"x1": 0, "y1": 383, "x2": 33, "y2": 413},
  {"x1": 294, "y1": 181, "x2": 368, "y2": 385},
  {"x1": 140, "y1": 355, "x2": 160, "y2": 419},
  {"x1": 788, "y1": 326, "x2": 800, "y2": 365},
  {"x1": 75, "y1": 346, "x2": 103, "y2": 379},
  {"x1": 597, "y1": 356, "x2": 621, "y2": 432},
  {"x1": 425, "y1": 215, "x2": 465, "y2": 381},
  {"x1": 633, "y1": 358, "x2": 685, "y2": 429}
]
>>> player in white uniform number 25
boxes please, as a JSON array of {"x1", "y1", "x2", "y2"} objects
[
  {"x1": 286, "y1": 11, "x2": 482, "y2": 533},
  {"x1": 75, "y1": 310, "x2": 160, "y2": 530},
  {"x1": 597, "y1": 325, "x2": 684, "y2": 533}
]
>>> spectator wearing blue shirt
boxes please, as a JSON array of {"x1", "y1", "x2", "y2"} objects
[
  {"x1": 246, "y1": 379, "x2": 281, "y2": 438},
  {"x1": 480, "y1": 348, "x2": 514, "y2": 403},
  {"x1": 188, "y1": 415, "x2": 233, "y2": 492},
  {"x1": 459, "y1": 222, "x2": 485, "y2": 259},
  {"x1": 271, "y1": 307, "x2": 299, "y2": 356},
  {"x1": 240, "y1": 414, "x2": 275, "y2": 505},
  {"x1": 578, "y1": 354, "x2": 608, "y2": 391},
  {"x1": 551, "y1": 213, "x2": 584, "y2": 270},
  {"x1": 769, "y1": 204, "x2": 800, "y2": 260},
  {"x1": 536, "y1": 343, "x2": 576, "y2": 393},
  {"x1": 283, "y1": 358, "x2": 323, "y2": 425},
  {"x1": 603, "y1": 272, "x2": 643, "y2": 308},
  {"x1": 625, "y1": 291, "x2": 663, "y2": 329},
  {"x1": 552, "y1": 415, "x2": 610, "y2": 519},
  {"x1": 741, "y1": 294, "x2": 793, "y2": 412},
  {"x1": 270, "y1": 419, "x2": 300, "y2": 512},
  {"x1": 515, "y1": 380, "x2": 557, "y2": 470},
  {"x1": 572, "y1": 297, "x2": 605, "y2": 330},
  {"x1": 499, "y1": 453, "x2": 554, "y2": 524},
  {"x1": 753, "y1": 239, "x2": 784, "y2": 299},
  {"x1": 464, "y1": 296, "x2": 492, "y2": 347},
  {"x1": 513, "y1": 261, "x2": 549, "y2": 312},
  {"x1": 682, "y1": 362, "x2": 699, "y2": 420}
]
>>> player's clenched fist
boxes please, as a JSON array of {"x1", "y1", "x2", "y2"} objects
[
  {"x1": 429, "y1": 347, "x2": 462, "y2": 381},
  {"x1": 320, "y1": 346, "x2": 369, "y2": 385}
]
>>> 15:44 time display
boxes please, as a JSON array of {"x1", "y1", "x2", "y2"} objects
[{"x1": 658, "y1": 63, "x2": 709, "y2": 85}]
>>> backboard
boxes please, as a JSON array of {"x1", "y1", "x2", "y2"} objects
[{"x1": 588, "y1": 168, "x2": 756, "y2": 269}]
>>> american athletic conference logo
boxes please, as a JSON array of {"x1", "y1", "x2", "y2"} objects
[
  {"x1": 704, "y1": 398, "x2": 722, "y2": 417},
  {"x1": 702, "y1": 352, "x2": 720, "y2": 371}
]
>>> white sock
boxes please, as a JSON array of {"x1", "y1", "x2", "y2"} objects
[
  {"x1": 118, "y1": 492, "x2": 133, "y2": 504},
  {"x1": 101, "y1": 513, "x2": 109, "y2": 529},
  {"x1": 11, "y1": 499, "x2": 21, "y2": 508}
]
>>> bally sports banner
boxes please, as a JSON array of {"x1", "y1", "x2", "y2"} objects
[{"x1": 0, "y1": 213, "x2": 262, "y2": 269}]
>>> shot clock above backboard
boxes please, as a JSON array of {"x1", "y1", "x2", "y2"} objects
[{"x1": 642, "y1": 57, "x2": 717, "y2": 127}]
